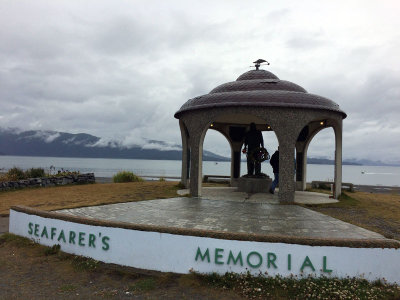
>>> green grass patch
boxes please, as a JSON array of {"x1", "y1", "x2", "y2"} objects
[
  {"x1": 25, "y1": 168, "x2": 46, "y2": 178},
  {"x1": 5, "y1": 167, "x2": 26, "y2": 180},
  {"x1": 157, "y1": 272, "x2": 178, "y2": 286},
  {"x1": 304, "y1": 191, "x2": 360, "y2": 209},
  {"x1": 196, "y1": 271, "x2": 400, "y2": 300},
  {"x1": 71, "y1": 256, "x2": 100, "y2": 271},
  {"x1": 0, "y1": 167, "x2": 77, "y2": 182},
  {"x1": 129, "y1": 278, "x2": 157, "y2": 292},
  {"x1": 176, "y1": 181, "x2": 186, "y2": 189},
  {"x1": 0, "y1": 233, "x2": 35, "y2": 247},
  {"x1": 59, "y1": 284, "x2": 77, "y2": 292},
  {"x1": 305, "y1": 188, "x2": 332, "y2": 195},
  {"x1": 336, "y1": 191, "x2": 360, "y2": 206},
  {"x1": 44, "y1": 244, "x2": 61, "y2": 256},
  {"x1": 113, "y1": 171, "x2": 144, "y2": 183}
]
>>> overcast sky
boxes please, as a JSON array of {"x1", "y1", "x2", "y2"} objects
[{"x1": 1, "y1": 0, "x2": 399, "y2": 163}]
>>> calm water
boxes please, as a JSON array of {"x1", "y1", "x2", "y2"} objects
[{"x1": 0, "y1": 155, "x2": 399, "y2": 186}]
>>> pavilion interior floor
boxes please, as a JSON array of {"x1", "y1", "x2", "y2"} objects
[{"x1": 56, "y1": 188, "x2": 387, "y2": 241}]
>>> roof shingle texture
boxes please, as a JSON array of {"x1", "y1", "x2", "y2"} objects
[{"x1": 175, "y1": 69, "x2": 346, "y2": 118}]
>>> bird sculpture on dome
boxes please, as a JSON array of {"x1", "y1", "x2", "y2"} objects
[{"x1": 253, "y1": 59, "x2": 270, "y2": 70}]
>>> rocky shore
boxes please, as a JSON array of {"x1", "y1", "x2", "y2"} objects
[{"x1": 0, "y1": 173, "x2": 95, "y2": 191}]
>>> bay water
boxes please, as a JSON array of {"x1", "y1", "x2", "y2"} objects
[{"x1": 0, "y1": 155, "x2": 399, "y2": 186}]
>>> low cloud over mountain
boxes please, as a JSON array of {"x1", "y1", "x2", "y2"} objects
[{"x1": 0, "y1": 128, "x2": 228, "y2": 161}]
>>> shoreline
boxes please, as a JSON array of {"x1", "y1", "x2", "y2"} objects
[
  {"x1": 2, "y1": 172, "x2": 399, "y2": 194},
  {"x1": 355, "y1": 184, "x2": 400, "y2": 194},
  {"x1": 95, "y1": 177, "x2": 400, "y2": 194}
]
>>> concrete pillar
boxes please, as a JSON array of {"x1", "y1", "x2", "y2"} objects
[
  {"x1": 334, "y1": 121, "x2": 343, "y2": 199},
  {"x1": 295, "y1": 149, "x2": 305, "y2": 190},
  {"x1": 230, "y1": 142, "x2": 243, "y2": 187},
  {"x1": 189, "y1": 131, "x2": 205, "y2": 197},
  {"x1": 179, "y1": 120, "x2": 190, "y2": 188},
  {"x1": 300, "y1": 150, "x2": 308, "y2": 190},
  {"x1": 279, "y1": 140, "x2": 296, "y2": 203},
  {"x1": 295, "y1": 140, "x2": 308, "y2": 191}
]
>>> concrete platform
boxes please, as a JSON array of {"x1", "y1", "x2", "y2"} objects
[
  {"x1": 57, "y1": 189, "x2": 384, "y2": 240},
  {"x1": 177, "y1": 187, "x2": 338, "y2": 205}
]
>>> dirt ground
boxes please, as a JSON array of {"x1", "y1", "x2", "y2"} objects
[
  {"x1": 0, "y1": 181, "x2": 180, "y2": 215},
  {"x1": 0, "y1": 234, "x2": 243, "y2": 300},
  {"x1": 306, "y1": 191, "x2": 400, "y2": 240},
  {"x1": 0, "y1": 216, "x2": 8, "y2": 234},
  {"x1": 312, "y1": 206, "x2": 400, "y2": 240},
  {"x1": 1, "y1": 183, "x2": 400, "y2": 299},
  {"x1": 0, "y1": 182, "x2": 244, "y2": 299}
]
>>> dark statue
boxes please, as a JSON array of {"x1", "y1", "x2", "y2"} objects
[{"x1": 243, "y1": 123, "x2": 264, "y2": 176}]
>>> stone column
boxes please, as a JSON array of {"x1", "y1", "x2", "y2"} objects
[
  {"x1": 295, "y1": 140, "x2": 307, "y2": 191},
  {"x1": 230, "y1": 142, "x2": 243, "y2": 187},
  {"x1": 334, "y1": 120, "x2": 343, "y2": 199},
  {"x1": 179, "y1": 120, "x2": 190, "y2": 188},
  {"x1": 188, "y1": 131, "x2": 204, "y2": 197},
  {"x1": 272, "y1": 112, "x2": 302, "y2": 204},
  {"x1": 300, "y1": 150, "x2": 308, "y2": 190},
  {"x1": 279, "y1": 140, "x2": 296, "y2": 203},
  {"x1": 295, "y1": 125, "x2": 309, "y2": 191},
  {"x1": 180, "y1": 111, "x2": 212, "y2": 197},
  {"x1": 295, "y1": 149, "x2": 306, "y2": 191}
]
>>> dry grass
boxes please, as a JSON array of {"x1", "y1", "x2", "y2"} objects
[
  {"x1": 2, "y1": 182, "x2": 400, "y2": 240},
  {"x1": 349, "y1": 192, "x2": 400, "y2": 221},
  {"x1": 306, "y1": 191, "x2": 400, "y2": 240},
  {"x1": 0, "y1": 181, "x2": 180, "y2": 215},
  {"x1": 0, "y1": 234, "x2": 242, "y2": 300},
  {"x1": 1, "y1": 234, "x2": 398, "y2": 300}
]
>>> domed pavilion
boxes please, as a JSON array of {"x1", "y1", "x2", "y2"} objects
[{"x1": 174, "y1": 61, "x2": 347, "y2": 203}]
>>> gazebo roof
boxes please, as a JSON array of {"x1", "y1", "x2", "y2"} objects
[{"x1": 174, "y1": 69, "x2": 347, "y2": 119}]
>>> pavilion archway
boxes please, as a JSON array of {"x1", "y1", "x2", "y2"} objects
[
  {"x1": 175, "y1": 65, "x2": 346, "y2": 202},
  {"x1": 295, "y1": 118, "x2": 343, "y2": 198}
]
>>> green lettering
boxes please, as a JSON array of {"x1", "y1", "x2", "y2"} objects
[
  {"x1": 34, "y1": 224, "x2": 40, "y2": 237},
  {"x1": 41, "y1": 226, "x2": 49, "y2": 238},
  {"x1": 50, "y1": 227, "x2": 57, "y2": 240},
  {"x1": 267, "y1": 252, "x2": 277, "y2": 269},
  {"x1": 323, "y1": 256, "x2": 332, "y2": 273},
  {"x1": 102, "y1": 236, "x2": 110, "y2": 251},
  {"x1": 69, "y1": 231, "x2": 76, "y2": 244},
  {"x1": 227, "y1": 251, "x2": 243, "y2": 266},
  {"x1": 195, "y1": 247, "x2": 210, "y2": 262},
  {"x1": 57, "y1": 230, "x2": 66, "y2": 243},
  {"x1": 88, "y1": 234, "x2": 96, "y2": 248},
  {"x1": 78, "y1": 232, "x2": 86, "y2": 246},
  {"x1": 300, "y1": 256, "x2": 315, "y2": 272},
  {"x1": 247, "y1": 251, "x2": 262, "y2": 268},
  {"x1": 215, "y1": 248, "x2": 224, "y2": 265},
  {"x1": 28, "y1": 222, "x2": 33, "y2": 235},
  {"x1": 288, "y1": 254, "x2": 291, "y2": 271}
]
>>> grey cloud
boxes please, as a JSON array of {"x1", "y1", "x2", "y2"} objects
[
  {"x1": 0, "y1": 0, "x2": 399, "y2": 163},
  {"x1": 266, "y1": 8, "x2": 291, "y2": 21},
  {"x1": 286, "y1": 35, "x2": 328, "y2": 50},
  {"x1": 90, "y1": 17, "x2": 156, "y2": 56}
]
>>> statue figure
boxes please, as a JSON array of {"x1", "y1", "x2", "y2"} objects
[{"x1": 243, "y1": 123, "x2": 264, "y2": 176}]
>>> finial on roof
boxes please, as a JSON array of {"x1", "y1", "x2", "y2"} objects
[{"x1": 253, "y1": 59, "x2": 270, "y2": 70}]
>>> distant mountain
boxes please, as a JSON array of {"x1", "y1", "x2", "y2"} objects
[
  {"x1": 0, "y1": 128, "x2": 229, "y2": 161},
  {"x1": 307, "y1": 157, "x2": 400, "y2": 166},
  {"x1": 1, "y1": 128, "x2": 398, "y2": 166},
  {"x1": 342, "y1": 158, "x2": 400, "y2": 167},
  {"x1": 307, "y1": 157, "x2": 361, "y2": 166}
]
